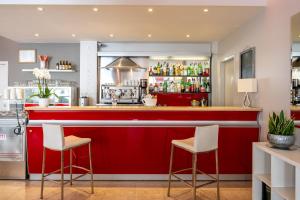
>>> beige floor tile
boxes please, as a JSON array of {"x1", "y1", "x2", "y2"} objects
[{"x1": 0, "y1": 180, "x2": 251, "y2": 200}]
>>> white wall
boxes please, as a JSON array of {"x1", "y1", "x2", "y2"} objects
[{"x1": 216, "y1": 0, "x2": 300, "y2": 140}]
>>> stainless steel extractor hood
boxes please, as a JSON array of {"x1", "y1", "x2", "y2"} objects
[{"x1": 104, "y1": 57, "x2": 143, "y2": 70}]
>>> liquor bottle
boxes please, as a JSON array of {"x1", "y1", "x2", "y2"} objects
[
  {"x1": 166, "y1": 63, "x2": 170, "y2": 76},
  {"x1": 163, "y1": 81, "x2": 168, "y2": 93},
  {"x1": 149, "y1": 66, "x2": 153, "y2": 76},
  {"x1": 206, "y1": 82, "x2": 210, "y2": 92},
  {"x1": 159, "y1": 83, "x2": 163, "y2": 92},
  {"x1": 198, "y1": 63, "x2": 203, "y2": 76},
  {"x1": 185, "y1": 80, "x2": 190, "y2": 93},
  {"x1": 59, "y1": 60, "x2": 63, "y2": 70},
  {"x1": 169, "y1": 65, "x2": 174, "y2": 76},
  {"x1": 180, "y1": 79, "x2": 185, "y2": 93},
  {"x1": 184, "y1": 65, "x2": 188, "y2": 76},
  {"x1": 154, "y1": 83, "x2": 158, "y2": 93},
  {"x1": 170, "y1": 81, "x2": 175, "y2": 93},
  {"x1": 200, "y1": 84, "x2": 206, "y2": 92},
  {"x1": 157, "y1": 62, "x2": 161, "y2": 75},
  {"x1": 194, "y1": 63, "x2": 198, "y2": 76},
  {"x1": 68, "y1": 62, "x2": 72, "y2": 69},
  {"x1": 153, "y1": 66, "x2": 157, "y2": 75},
  {"x1": 195, "y1": 79, "x2": 200, "y2": 93},
  {"x1": 191, "y1": 78, "x2": 195, "y2": 93},
  {"x1": 56, "y1": 63, "x2": 59, "y2": 70}
]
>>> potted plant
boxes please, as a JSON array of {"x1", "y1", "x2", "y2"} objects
[
  {"x1": 267, "y1": 110, "x2": 295, "y2": 149},
  {"x1": 30, "y1": 68, "x2": 57, "y2": 107}
]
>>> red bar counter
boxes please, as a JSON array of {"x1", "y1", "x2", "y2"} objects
[{"x1": 25, "y1": 106, "x2": 261, "y2": 180}]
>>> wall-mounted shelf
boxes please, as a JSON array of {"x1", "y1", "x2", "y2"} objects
[
  {"x1": 22, "y1": 69, "x2": 76, "y2": 73},
  {"x1": 253, "y1": 142, "x2": 300, "y2": 200}
]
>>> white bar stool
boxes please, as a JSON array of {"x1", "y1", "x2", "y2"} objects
[
  {"x1": 167, "y1": 125, "x2": 220, "y2": 200},
  {"x1": 40, "y1": 124, "x2": 94, "y2": 200}
]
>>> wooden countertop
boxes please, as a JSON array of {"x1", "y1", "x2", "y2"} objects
[
  {"x1": 291, "y1": 106, "x2": 300, "y2": 111},
  {"x1": 25, "y1": 106, "x2": 262, "y2": 112}
]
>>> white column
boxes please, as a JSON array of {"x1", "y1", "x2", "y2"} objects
[{"x1": 80, "y1": 41, "x2": 98, "y2": 105}]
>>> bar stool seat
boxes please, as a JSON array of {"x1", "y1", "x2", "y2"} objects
[
  {"x1": 64, "y1": 135, "x2": 91, "y2": 150},
  {"x1": 172, "y1": 137, "x2": 195, "y2": 153},
  {"x1": 40, "y1": 124, "x2": 94, "y2": 200}
]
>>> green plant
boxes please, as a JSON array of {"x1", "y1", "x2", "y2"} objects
[
  {"x1": 268, "y1": 110, "x2": 294, "y2": 136},
  {"x1": 30, "y1": 68, "x2": 58, "y2": 99}
]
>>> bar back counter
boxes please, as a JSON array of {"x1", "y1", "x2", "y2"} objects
[{"x1": 25, "y1": 106, "x2": 262, "y2": 180}]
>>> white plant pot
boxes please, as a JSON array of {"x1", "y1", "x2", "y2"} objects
[{"x1": 39, "y1": 98, "x2": 50, "y2": 107}]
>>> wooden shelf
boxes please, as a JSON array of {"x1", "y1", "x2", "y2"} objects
[
  {"x1": 22, "y1": 69, "x2": 76, "y2": 73},
  {"x1": 273, "y1": 187, "x2": 295, "y2": 200}
]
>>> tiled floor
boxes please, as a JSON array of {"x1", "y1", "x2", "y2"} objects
[{"x1": 0, "y1": 180, "x2": 251, "y2": 200}]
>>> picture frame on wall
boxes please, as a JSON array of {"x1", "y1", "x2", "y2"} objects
[
  {"x1": 240, "y1": 47, "x2": 255, "y2": 79},
  {"x1": 18, "y1": 49, "x2": 36, "y2": 63}
]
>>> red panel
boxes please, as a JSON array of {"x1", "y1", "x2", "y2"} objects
[
  {"x1": 155, "y1": 93, "x2": 209, "y2": 106},
  {"x1": 27, "y1": 110, "x2": 259, "y2": 121},
  {"x1": 27, "y1": 126, "x2": 259, "y2": 174},
  {"x1": 291, "y1": 111, "x2": 300, "y2": 120}
]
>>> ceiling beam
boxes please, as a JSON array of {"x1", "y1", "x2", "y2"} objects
[{"x1": 0, "y1": 0, "x2": 267, "y2": 6}]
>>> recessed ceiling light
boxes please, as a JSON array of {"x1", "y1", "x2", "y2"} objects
[
  {"x1": 203, "y1": 8, "x2": 209, "y2": 12},
  {"x1": 186, "y1": 34, "x2": 190, "y2": 38},
  {"x1": 71, "y1": 34, "x2": 76, "y2": 37},
  {"x1": 34, "y1": 33, "x2": 39, "y2": 37},
  {"x1": 147, "y1": 34, "x2": 152, "y2": 38},
  {"x1": 37, "y1": 7, "x2": 44, "y2": 12},
  {"x1": 93, "y1": 7, "x2": 99, "y2": 12},
  {"x1": 148, "y1": 8, "x2": 153, "y2": 12},
  {"x1": 109, "y1": 33, "x2": 114, "y2": 38}
]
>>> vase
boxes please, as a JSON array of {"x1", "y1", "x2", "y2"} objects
[
  {"x1": 40, "y1": 61, "x2": 47, "y2": 69},
  {"x1": 39, "y1": 98, "x2": 50, "y2": 107},
  {"x1": 267, "y1": 133, "x2": 295, "y2": 149}
]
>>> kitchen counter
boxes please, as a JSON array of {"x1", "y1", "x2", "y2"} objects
[
  {"x1": 26, "y1": 105, "x2": 261, "y2": 180},
  {"x1": 25, "y1": 105, "x2": 262, "y2": 112}
]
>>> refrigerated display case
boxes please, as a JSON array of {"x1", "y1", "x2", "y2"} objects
[{"x1": 8, "y1": 86, "x2": 77, "y2": 106}]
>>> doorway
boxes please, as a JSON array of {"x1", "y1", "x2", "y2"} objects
[{"x1": 221, "y1": 58, "x2": 235, "y2": 106}]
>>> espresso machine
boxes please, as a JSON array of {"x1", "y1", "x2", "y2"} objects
[{"x1": 101, "y1": 84, "x2": 140, "y2": 104}]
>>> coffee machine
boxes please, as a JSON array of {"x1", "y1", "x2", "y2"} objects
[{"x1": 139, "y1": 79, "x2": 148, "y2": 100}]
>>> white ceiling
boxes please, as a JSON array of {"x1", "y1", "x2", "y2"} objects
[
  {"x1": 292, "y1": 12, "x2": 300, "y2": 42},
  {"x1": 0, "y1": 5, "x2": 264, "y2": 43}
]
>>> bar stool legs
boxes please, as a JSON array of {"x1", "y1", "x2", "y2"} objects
[
  {"x1": 89, "y1": 143, "x2": 94, "y2": 194},
  {"x1": 167, "y1": 144, "x2": 174, "y2": 197},
  {"x1": 215, "y1": 149, "x2": 220, "y2": 200},
  {"x1": 40, "y1": 143, "x2": 94, "y2": 199},
  {"x1": 70, "y1": 149, "x2": 72, "y2": 186},
  {"x1": 167, "y1": 147, "x2": 220, "y2": 200},
  {"x1": 192, "y1": 153, "x2": 197, "y2": 200},
  {"x1": 61, "y1": 151, "x2": 64, "y2": 200},
  {"x1": 40, "y1": 147, "x2": 46, "y2": 199}
]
